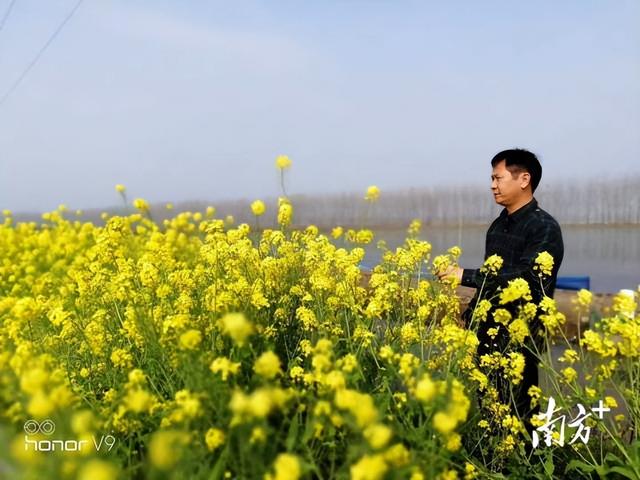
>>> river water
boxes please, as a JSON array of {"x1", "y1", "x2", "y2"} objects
[{"x1": 358, "y1": 225, "x2": 640, "y2": 293}]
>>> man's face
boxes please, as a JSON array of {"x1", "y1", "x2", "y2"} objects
[{"x1": 490, "y1": 160, "x2": 527, "y2": 207}]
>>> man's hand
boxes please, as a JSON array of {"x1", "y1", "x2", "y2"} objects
[{"x1": 436, "y1": 265, "x2": 463, "y2": 282}]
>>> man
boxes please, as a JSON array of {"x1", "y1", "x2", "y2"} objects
[{"x1": 437, "y1": 148, "x2": 564, "y2": 432}]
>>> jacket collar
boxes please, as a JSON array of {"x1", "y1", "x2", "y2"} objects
[{"x1": 500, "y1": 198, "x2": 538, "y2": 224}]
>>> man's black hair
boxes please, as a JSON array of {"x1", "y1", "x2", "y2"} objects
[{"x1": 491, "y1": 148, "x2": 542, "y2": 193}]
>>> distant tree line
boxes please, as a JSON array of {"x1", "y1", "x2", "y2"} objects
[
  {"x1": 175, "y1": 176, "x2": 640, "y2": 228},
  {"x1": 14, "y1": 176, "x2": 640, "y2": 228}
]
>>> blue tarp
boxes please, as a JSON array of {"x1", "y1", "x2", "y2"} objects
[{"x1": 556, "y1": 276, "x2": 590, "y2": 291}]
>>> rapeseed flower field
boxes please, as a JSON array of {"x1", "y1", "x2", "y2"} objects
[{"x1": 0, "y1": 158, "x2": 638, "y2": 479}]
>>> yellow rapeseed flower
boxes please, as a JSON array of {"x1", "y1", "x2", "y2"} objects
[
  {"x1": 337, "y1": 353, "x2": 358, "y2": 373},
  {"x1": 499, "y1": 278, "x2": 532, "y2": 304},
  {"x1": 534, "y1": 251, "x2": 554, "y2": 277},
  {"x1": 275, "y1": 154, "x2": 292, "y2": 170},
  {"x1": 493, "y1": 308, "x2": 512, "y2": 325},
  {"x1": 433, "y1": 411, "x2": 457, "y2": 434},
  {"x1": 408, "y1": 219, "x2": 421, "y2": 236},
  {"x1": 271, "y1": 453, "x2": 301, "y2": 480},
  {"x1": 175, "y1": 389, "x2": 202, "y2": 418},
  {"x1": 581, "y1": 330, "x2": 617, "y2": 357},
  {"x1": 217, "y1": 313, "x2": 254, "y2": 346},
  {"x1": 289, "y1": 365, "x2": 304, "y2": 381},
  {"x1": 364, "y1": 185, "x2": 381, "y2": 202},
  {"x1": 110, "y1": 348, "x2": 134, "y2": 369},
  {"x1": 205, "y1": 428, "x2": 225, "y2": 451},
  {"x1": 356, "y1": 229, "x2": 374, "y2": 244},
  {"x1": 432, "y1": 255, "x2": 451, "y2": 276},
  {"x1": 558, "y1": 349, "x2": 579, "y2": 364},
  {"x1": 506, "y1": 351, "x2": 525, "y2": 385},
  {"x1": 383, "y1": 443, "x2": 410, "y2": 467},
  {"x1": 133, "y1": 198, "x2": 150, "y2": 211},
  {"x1": 414, "y1": 374, "x2": 436, "y2": 403},
  {"x1": 471, "y1": 299, "x2": 492, "y2": 322},
  {"x1": 27, "y1": 391, "x2": 54, "y2": 418},
  {"x1": 464, "y1": 462, "x2": 478, "y2": 480},
  {"x1": 445, "y1": 433, "x2": 462, "y2": 452},
  {"x1": 251, "y1": 200, "x2": 266, "y2": 216},
  {"x1": 363, "y1": 423, "x2": 392, "y2": 449},
  {"x1": 115, "y1": 184, "x2": 126, "y2": 193},
  {"x1": 78, "y1": 459, "x2": 119, "y2": 480},
  {"x1": 562, "y1": 367, "x2": 578, "y2": 383},
  {"x1": 612, "y1": 290, "x2": 637, "y2": 318},
  {"x1": 250, "y1": 426, "x2": 267, "y2": 444},
  {"x1": 125, "y1": 389, "x2": 154, "y2": 413},
  {"x1": 439, "y1": 469, "x2": 458, "y2": 480},
  {"x1": 20, "y1": 368, "x2": 48, "y2": 395},
  {"x1": 210, "y1": 357, "x2": 241, "y2": 381},
  {"x1": 278, "y1": 202, "x2": 293, "y2": 227},
  {"x1": 251, "y1": 389, "x2": 276, "y2": 417},
  {"x1": 508, "y1": 318, "x2": 529, "y2": 344},
  {"x1": 254, "y1": 351, "x2": 282, "y2": 380},
  {"x1": 350, "y1": 454, "x2": 388, "y2": 480},
  {"x1": 604, "y1": 396, "x2": 618, "y2": 409},
  {"x1": 149, "y1": 430, "x2": 189, "y2": 470},
  {"x1": 575, "y1": 289, "x2": 593, "y2": 308},
  {"x1": 71, "y1": 410, "x2": 95, "y2": 434},
  {"x1": 480, "y1": 254, "x2": 503, "y2": 275},
  {"x1": 334, "y1": 389, "x2": 378, "y2": 427},
  {"x1": 331, "y1": 226, "x2": 343, "y2": 239},
  {"x1": 179, "y1": 329, "x2": 202, "y2": 350}
]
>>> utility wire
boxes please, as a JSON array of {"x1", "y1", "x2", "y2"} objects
[
  {"x1": 0, "y1": 0, "x2": 84, "y2": 107},
  {"x1": 0, "y1": 0, "x2": 18, "y2": 34}
]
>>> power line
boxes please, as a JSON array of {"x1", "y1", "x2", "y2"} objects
[
  {"x1": 0, "y1": 0, "x2": 18, "y2": 34},
  {"x1": 0, "y1": 0, "x2": 84, "y2": 107}
]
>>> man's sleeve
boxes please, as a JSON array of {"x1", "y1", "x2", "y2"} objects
[
  {"x1": 462, "y1": 220, "x2": 563, "y2": 293},
  {"x1": 461, "y1": 268, "x2": 482, "y2": 288}
]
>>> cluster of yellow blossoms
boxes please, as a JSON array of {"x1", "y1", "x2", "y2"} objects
[{"x1": 0, "y1": 184, "x2": 638, "y2": 479}]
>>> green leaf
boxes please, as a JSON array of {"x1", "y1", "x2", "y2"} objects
[
  {"x1": 208, "y1": 445, "x2": 229, "y2": 480},
  {"x1": 544, "y1": 454, "x2": 555, "y2": 475},
  {"x1": 566, "y1": 459, "x2": 595, "y2": 473},
  {"x1": 604, "y1": 452, "x2": 625, "y2": 465},
  {"x1": 608, "y1": 466, "x2": 639, "y2": 480},
  {"x1": 286, "y1": 413, "x2": 300, "y2": 451}
]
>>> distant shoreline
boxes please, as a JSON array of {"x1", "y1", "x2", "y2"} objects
[
  {"x1": 6, "y1": 175, "x2": 640, "y2": 226},
  {"x1": 5, "y1": 214, "x2": 640, "y2": 230}
]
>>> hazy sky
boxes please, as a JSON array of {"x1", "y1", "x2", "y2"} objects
[{"x1": 1, "y1": 0, "x2": 639, "y2": 212}]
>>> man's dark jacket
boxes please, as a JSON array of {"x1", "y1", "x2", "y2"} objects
[
  {"x1": 460, "y1": 197, "x2": 564, "y2": 351},
  {"x1": 459, "y1": 197, "x2": 564, "y2": 425}
]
